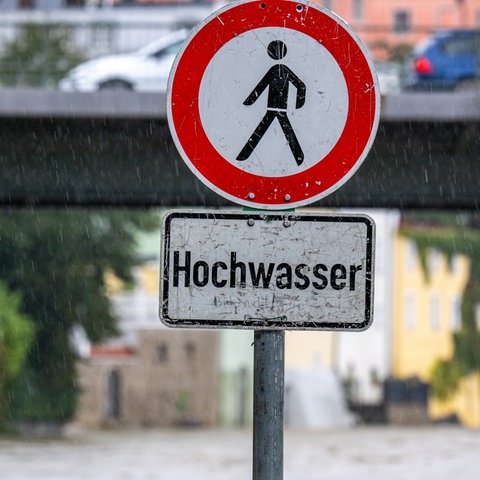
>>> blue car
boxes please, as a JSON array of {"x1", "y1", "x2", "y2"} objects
[{"x1": 405, "y1": 29, "x2": 480, "y2": 91}]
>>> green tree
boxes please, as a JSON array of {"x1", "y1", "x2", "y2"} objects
[
  {"x1": 0, "y1": 209, "x2": 158, "y2": 422},
  {"x1": 0, "y1": 24, "x2": 85, "y2": 87},
  {"x1": 0, "y1": 284, "x2": 34, "y2": 428},
  {"x1": 402, "y1": 212, "x2": 480, "y2": 400}
]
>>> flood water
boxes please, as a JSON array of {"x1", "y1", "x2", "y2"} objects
[{"x1": 1, "y1": 426, "x2": 479, "y2": 479}]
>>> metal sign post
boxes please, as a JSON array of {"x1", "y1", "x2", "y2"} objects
[{"x1": 253, "y1": 330, "x2": 285, "y2": 480}]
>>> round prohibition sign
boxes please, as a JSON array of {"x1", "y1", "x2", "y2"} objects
[{"x1": 167, "y1": 0, "x2": 380, "y2": 210}]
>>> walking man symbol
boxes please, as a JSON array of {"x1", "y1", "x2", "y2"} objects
[{"x1": 237, "y1": 40, "x2": 306, "y2": 166}]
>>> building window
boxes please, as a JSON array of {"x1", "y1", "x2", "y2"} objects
[
  {"x1": 450, "y1": 294, "x2": 462, "y2": 331},
  {"x1": 323, "y1": 0, "x2": 333, "y2": 11},
  {"x1": 106, "y1": 370, "x2": 121, "y2": 419},
  {"x1": 430, "y1": 294, "x2": 441, "y2": 331},
  {"x1": 157, "y1": 343, "x2": 169, "y2": 363},
  {"x1": 353, "y1": 0, "x2": 363, "y2": 21},
  {"x1": 404, "y1": 292, "x2": 416, "y2": 331},
  {"x1": 449, "y1": 254, "x2": 461, "y2": 273},
  {"x1": 393, "y1": 10, "x2": 411, "y2": 33}
]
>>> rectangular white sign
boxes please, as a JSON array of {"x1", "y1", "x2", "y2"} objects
[{"x1": 160, "y1": 211, "x2": 375, "y2": 330}]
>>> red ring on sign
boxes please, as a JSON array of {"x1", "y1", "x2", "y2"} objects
[{"x1": 168, "y1": 0, "x2": 379, "y2": 209}]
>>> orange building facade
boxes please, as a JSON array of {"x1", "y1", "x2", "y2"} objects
[{"x1": 315, "y1": 0, "x2": 480, "y2": 58}]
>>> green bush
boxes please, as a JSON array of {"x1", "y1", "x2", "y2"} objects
[
  {"x1": 0, "y1": 284, "x2": 34, "y2": 428},
  {"x1": 0, "y1": 23, "x2": 85, "y2": 87}
]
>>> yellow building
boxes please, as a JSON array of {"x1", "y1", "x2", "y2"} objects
[
  {"x1": 393, "y1": 233, "x2": 480, "y2": 427},
  {"x1": 285, "y1": 331, "x2": 335, "y2": 370}
]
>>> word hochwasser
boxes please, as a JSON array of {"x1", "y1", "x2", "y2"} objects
[{"x1": 172, "y1": 251, "x2": 363, "y2": 291}]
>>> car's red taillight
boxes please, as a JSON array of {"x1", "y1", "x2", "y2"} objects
[{"x1": 415, "y1": 57, "x2": 434, "y2": 75}]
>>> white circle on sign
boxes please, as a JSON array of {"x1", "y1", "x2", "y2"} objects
[{"x1": 199, "y1": 27, "x2": 349, "y2": 178}]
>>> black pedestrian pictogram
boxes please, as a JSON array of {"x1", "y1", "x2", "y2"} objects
[{"x1": 237, "y1": 40, "x2": 306, "y2": 166}]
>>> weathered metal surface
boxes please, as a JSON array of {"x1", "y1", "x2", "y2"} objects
[
  {"x1": 253, "y1": 330, "x2": 285, "y2": 480},
  {"x1": 160, "y1": 211, "x2": 375, "y2": 330}
]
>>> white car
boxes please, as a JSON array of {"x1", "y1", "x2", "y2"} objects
[{"x1": 59, "y1": 29, "x2": 189, "y2": 92}]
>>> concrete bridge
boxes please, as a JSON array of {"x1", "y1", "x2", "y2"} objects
[{"x1": 1, "y1": 89, "x2": 479, "y2": 209}]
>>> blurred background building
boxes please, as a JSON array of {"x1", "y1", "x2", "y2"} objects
[{"x1": 72, "y1": 209, "x2": 480, "y2": 430}]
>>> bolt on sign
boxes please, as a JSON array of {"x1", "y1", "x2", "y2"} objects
[
  {"x1": 167, "y1": 0, "x2": 380, "y2": 210},
  {"x1": 161, "y1": 211, "x2": 374, "y2": 330}
]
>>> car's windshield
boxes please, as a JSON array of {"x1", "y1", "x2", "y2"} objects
[
  {"x1": 137, "y1": 29, "x2": 189, "y2": 57},
  {"x1": 151, "y1": 39, "x2": 185, "y2": 59},
  {"x1": 413, "y1": 37, "x2": 435, "y2": 55}
]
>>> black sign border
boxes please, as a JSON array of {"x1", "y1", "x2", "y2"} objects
[{"x1": 160, "y1": 211, "x2": 374, "y2": 331}]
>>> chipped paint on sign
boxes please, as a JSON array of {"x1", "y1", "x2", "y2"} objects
[{"x1": 160, "y1": 211, "x2": 375, "y2": 330}]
